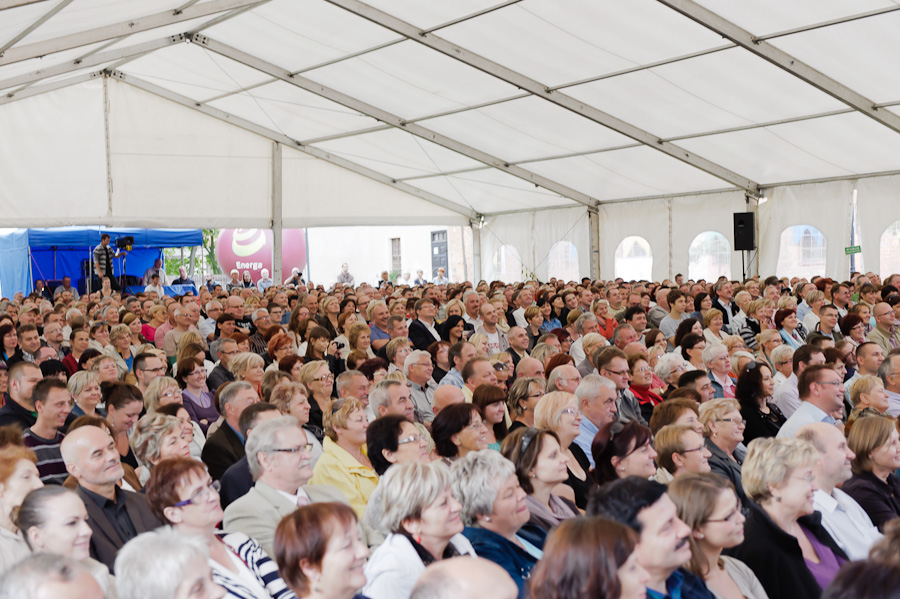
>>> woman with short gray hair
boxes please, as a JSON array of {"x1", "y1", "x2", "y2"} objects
[
  {"x1": 451, "y1": 450, "x2": 546, "y2": 598},
  {"x1": 131, "y1": 413, "x2": 192, "y2": 485},
  {"x1": 363, "y1": 462, "x2": 475, "y2": 599}
]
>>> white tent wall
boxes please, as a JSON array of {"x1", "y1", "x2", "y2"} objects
[
  {"x1": 480, "y1": 206, "x2": 590, "y2": 282},
  {"x1": 758, "y1": 179, "x2": 854, "y2": 279},
  {"x1": 670, "y1": 190, "x2": 749, "y2": 282},
  {"x1": 0, "y1": 82, "x2": 108, "y2": 226},
  {"x1": 108, "y1": 79, "x2": 273, "y2": 228},
  {"x1": 857, "y1": 174, "x2": 900, "y2": 277},
  {"x1": 599, "y1": 198, "x2": 670, "y2": 282}
]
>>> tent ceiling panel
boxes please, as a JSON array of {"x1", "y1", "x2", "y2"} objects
[
  {"x1": 437, "y1": 0, "x2": 727, "y2": 87},
  {"x1": 206, "y1": 80, "x2": 380, "y2": 141},
  {"x1": 419, "y1": 96, "x2": 635, "y2": 164},
  {"x1": 97, "y1": 16, "x2": 217, "y2": 53},
  {"x1": 350, "y1": 0, "x2": 513, "y2": 30},
  {"x1": 525, "y1": 146, "x2": 727, "y2": 202},
  {"x1": 0, "y1": 82, "x2": 108, "y2": 225},
  {"x1": 677, "y1": 113, "x2": 900, "y2": 184},
  {"x1": 0, "y1": 41, "x2": 105, "y2": 82},
  {"x1": 204, "y1": 0, "x2": 400, "y2": 72},
  {"x1": 280, "y1": 146, "x2": 471, "y2": 226},
  {"x1": 121, "y1": 42, "x2": 270, "y2": 101},
  {"x1": 312, "y1": 128, "x2": 486, "y2": 181},
  {"x1": 26, "y1": 62, "x2": 107, "y2": 87},
  {"x1": 769, "y1": 12, "x2": 900, "y2": 104},
  {"x1": 690, "y1": 0, "x2": 896, "y2": 37},
  {"x1": 408, "y1": 169, "x2": 574, "y2": 215},
  {"x1": 302, "y1": 40, "x2": 521, "y2": 120},
  {"x1": 565, "y1": 47, "x2": 846, "y2": 139},
  {"x1": 0, "y1": 1, "x2": 50, "y2": 46},
  {"x1": 107, "y1": 79, "x2": 274, "y2": 227},
  {"x1": 15, "y1": 0, "x2": 188, "y2": 45}
]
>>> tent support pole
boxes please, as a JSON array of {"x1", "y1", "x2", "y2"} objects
[
  {"x1": 272, "y1": 142, "x2": 283, "y2": 286},
  {"x1": 588, "y1": 208, "x2": 600, "y2": 281},
  {"x1": 471, "y1": 222, "x2": 482, "y2": 284}
]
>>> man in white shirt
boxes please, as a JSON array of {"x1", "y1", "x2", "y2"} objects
[
  {"x1": 797, "y1": 422, "x2": 882, "y2": 560},
  {"x1": 878, "y1": 354, "x2": 900, "y2": 417},
  {"x1": 511, "y1": 288, "x2": 534, "y2": 329},
  {"x1": 475, "y1": 302, "x2": 508, "y2": 356},
  {"x1": 462, "y1": 290, "x2": 483, "y2": 330},
  {"x1": 773, "y1": 345, "x2": 825, "y2": 418},
  {"x1": 143, "y1": 273, "x2": 164, "y2": 299},
  {"x1": 845, "y1": 342, "x2": 884, "y2": 389},
  {"x1": 777, "y1": 365, "x2": 844, "y2": 439},
  {"x1": 199, "y1": 300, "x2": 223, "y2": 342},
  {"x1": 568, "y1": 314, "x2": 599, "y2": 364}
]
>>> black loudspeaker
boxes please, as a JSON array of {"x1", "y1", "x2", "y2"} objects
[{"x1": 733, "y1": 212, "x2": 756, "y2": 251}]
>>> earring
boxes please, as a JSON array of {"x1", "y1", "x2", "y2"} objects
[
  {"x1": 696, "y1": 533, "x2": 704, "y2": 539},
  {"x1": 484, "y1": 516, "x2": 492, "y2": 522},
  {"x1": 529, "y1": 473, "x2": 536, "y2": 478},
  {"x1": 774, "y1": 496, "x2": 781, "y2": 502},
  {"x1": 618, "y1": 466, "x2": 625, "y2": 471},
  {"x1": 415, "y1": 534, "x2": 422, "y2": 544}
]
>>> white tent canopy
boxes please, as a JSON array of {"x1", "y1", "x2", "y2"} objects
[{"x1": 2, "y1": 0, "x2": 900, "y2": 282}]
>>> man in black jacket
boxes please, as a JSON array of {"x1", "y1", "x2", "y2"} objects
[
  {"x1": 201, "y1": 381, "x2": 259, "y2": 480},
  {"x1": 0, "y1": 361, "x2": 42, "y2": 430},
  {"x1": 408, "y1": 299, "x2": 441, "y2": 351}
]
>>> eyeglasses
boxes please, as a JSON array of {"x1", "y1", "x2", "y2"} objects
[
  {"x1": 160, "y1": 389, "x2": 182, "y2": 399},
  {"x1": 173, "y1": 479, "x2": 220, "y2": 507},
  {"x1": 141, "y1": 366, "x2": 168, "y2": 374},
  {"x1": 679, "y1": 445, "x2": 706, "y2": 454},
  {"x1": 632, "y1": 367, "x2": 652, "y2": 373},
  {"x1": 397, "y1": 434, "x2": 426, "y2": 445},
  {"x1": 815, "y1": 380, "x2": 842, "y2": 387},
  {"x1": 706, "y1": 503, "x2": 742, "y2": 524},
  {"x1": 560, "y1": 408, "x2": 579, "y2": 416},
  {"x1": 413, "y1": 362, "x2": 433, "y2": 369},
  {"x1": 313, "y1": 374, "x2": 335, "y2": 383},
  {"x1": 603, "y1": 368, "x2": 629, "y2": 376},
  {"x1": 794, "y1": 473, "x2": 816, "y2": 484},
  {"x1": 271, "y1": 444, "x2": 313, "y2": 454},
  {"x1": 716, "y1": 418, "x2": 746, "y2": 425},
  {"x1": 465, "y1": 419, "x2": 487, "y2": 431}
]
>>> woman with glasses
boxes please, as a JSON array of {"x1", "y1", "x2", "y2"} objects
[
  {"x1": 299, "y1": 360, "x2": 335, "y2": 431},
  {"x1": 473, "y1": 384, "x2": 508, "y2": 451},
  {"x1": 629, "y1": 355, "x2": 664, "y2": 423},
  {"x1": 704, "y1": 344, "x2": 738, "y2": 399},
  {"x1": 652, "y1": 424, "x2": 712, "y2": 484},
  {"x1": 489, "y1": 352, "x2": 514, "y2": 393},
  {"x1": 507, "y1": 377, "x2": 545, "y2": 433},
  {"x1": 726, "y1": 438, "x2": 847, "y2": 599},
  {"x1": 309, "y1": 398, "x2": 377, "y2": 518},
  {"x1": 669, "y1": 473, "x2": 768, "y2": 599},
  {"x1": 655, "y1": 352, "x2": 688, "y2": 399},
  {"x1": 363, "y1": 462, "x2": 475, "y2": 599},
  {"x1": 700, "y1": 398, "x2": 749, "y2": 511},
  {"x1": 268, "y1": 381, "x2": 323, "y2": 461},
  {"x1": 535, "y1": 391, "x2": 593, "y2": 509},
  {"x1": 839, "y1": 313, "x2": 867, "y2": 348},
  {"x1": 176, "y1": 357, "x2": 219, "y2": 435},
  {"x1": 432, "y1": 404, "x2": 489, "y2": 465},
  {"x1": 736, "y1": 361, "x2": 786, "y2": 444},
  {"x1": 146, "y1": 457, "x2": 294, "y2": 599},
  {"x1": 68, "y1": 370, "x2": 104, "y2": 418},
  {"x1": 501, "y1": 428, "x2": 577, "y2": 534},
  {"x1": 842, "y1": 415, "x2": 900, "y2": 531}
]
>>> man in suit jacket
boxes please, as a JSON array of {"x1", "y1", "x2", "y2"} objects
[
  {"x1": 408, "y1": 299, "x2": 441, "y2": 351},
  {"x1": 202, "y1": 381, "x2": 259, "y2": 480},
  {"x1": 219, "y1": 403, "x2": 282, "y2": 508},
  {"x1": 60, "y1": 425, "x2": 161, "y2": 572},
  {"x1": 223, "y1": 416, "x2": 346, "y2": 556}
]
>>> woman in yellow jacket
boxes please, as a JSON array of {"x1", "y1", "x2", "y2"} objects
[{"x1": 310, "y1": 398, "x2": 379, "y2": 518}]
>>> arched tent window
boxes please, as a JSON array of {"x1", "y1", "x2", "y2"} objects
[
  {"x1": 614, "y1": 237, "x2": 652, "y2": 282},
  {"x1": 776, "y1": 225, "x2": 826, "y2": 279},
  {"x1": 547, "y1": 241, "x2": 580, "y2": 283},
  {"x1": 492, "y1": 245, "x2": 522, "y2": 283},
  {"x1": 881, "y1": 220, "x2": 900, "y2": 277},
  {"x1": 688, "y1": 232, "x2": 731, "y2": 282}
]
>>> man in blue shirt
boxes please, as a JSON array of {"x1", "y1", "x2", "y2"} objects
[{"x1": 588, "y1": 477, "x2": 715, "y2": 599}]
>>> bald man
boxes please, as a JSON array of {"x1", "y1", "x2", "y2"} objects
[
  {"x1": 515, "y1": 357, "x2": 545, "y2": 380},
  {"x1": 431, "y1": 385, "x2": 464, "y2": 417},
  {"x1": 61, "y1": 426, "x2": 161, "y2": 572},
  {"x1": 411, "y1": 557, "x2": 517, "y2": 599}
]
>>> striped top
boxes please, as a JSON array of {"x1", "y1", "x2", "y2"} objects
[
  {"x1": 22, "y1": 429, "x2": 68, "y2": 485},
  {"x1": 212, "y1": 530, "x2": 296, "y2": 599}
]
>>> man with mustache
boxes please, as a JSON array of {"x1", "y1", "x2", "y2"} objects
[{"x1": 588, "y1": 477, "x2": 715, "y2": 599}]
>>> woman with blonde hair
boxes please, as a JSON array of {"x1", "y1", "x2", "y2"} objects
[
  {"x1": 0, "y1": 446, "x2": 42, "y2": 574},
  {"x1": 700, "y1": 398, "x2": 748, "y2": 510},
  {"x1": 535, "y1": 391, "x2": 592, "y2": 509},
  {"x1": 268, "y1": 382, "x2": 323, "y2": 460},
  {"x1": 842, "y1": 415, "x2": 900, "y2": 530},
  {"x1": 468, "y1": 333, "x2": 491, "y2": 358},
  {"x1": 228, "y1": 351, "x2": 265, "y2": 397},
  {"x1": 346, "y1": 322, "x2": 375, "y2": 361},
  {"x1": 727, "y1": 437, "x2": 846, "y2": 599},
  {"x1": 121, "y1": 312, "x2": 147, "y2": 349},
  {"x1": 703, "y1": 309, "x2": 729, "y2": 346},
  {"x1": 755, "y1": 329, "x2": 782, "y2": 374},
  {"x1": 801, "y1": 290, "x2": 827, "y2": 332},
  {"x1": 847, "y1": 375, "x2": 890, "y2": 431},
  {"x1": 299, "y1": 359, "x2": 334, "y2": 430},
  {"x1": 384, "y1": 337, "x2": 411, "y2": 373},
  {"x1": 669, "y1": 472, "x2": 768, "y2": 599},
  {"x1": 309, "y1": 398, "x2": 378, "y2": 518},
  {"x1": 68, "y1": 370, "x2": 104, "y2": 418},
  {"x1": 105, "y1": 323, "x2": 134, "y2": 377},
  {"x1": 591, "y1": 299, "x2": 617, "y2": 340}
]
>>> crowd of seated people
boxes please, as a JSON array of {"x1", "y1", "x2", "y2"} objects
[{"x1": 3, "y1": 269, "x2": 900, "y2": 598}]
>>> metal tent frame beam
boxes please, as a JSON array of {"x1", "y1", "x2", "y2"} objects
[
  {"x1": 110, "y1": 70, "x2": 479, "y2": 221},
  {"x1": 0, "y1": 70, "x2": 98, "y2": 105},
  {"x1": 656, "y1": 0, "x2": 900, "y2": 135},
  {"x1": 191, "y1": 34, "x2": 600, "y2": 209},
  {"x1": 0, "y1": 0, "x2": 266, "y2": 67},
  {"x1": 321, "y1": 0, "x2": 759, "y2": 194},
  {"x1": 0, "y1": 0, "x2": 73, "y2": 56}
]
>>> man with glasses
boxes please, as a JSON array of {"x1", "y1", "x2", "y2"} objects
[
  {"x1": 223, "y1": 416, "x2": 345, "y2": 556},
  {"x1": 405, "y1": 350, "x2": 437, "y2": 424},
  {"x1": 248, "y1": 308, "x2": 272, "y2": 358},
  {"x1": 547, "y1": 364, "x2": 582, "y2": 394},
  {"x1": 573, "y1": 374, "x2": 618, "y2": 467},
  {"x1": 208, "y1": 338, "x2": 238, "y2": 392},
  {"x1": 773, "y1": 344, "x2": 826, "y2": 418},
  {"x1": 595, "y1": 347, "x2": 646, "y2": 426},
  {"x1": 877, "y1": 354, "x2": 900, "y2": 417},
  {"x1": 61, "y1": 425, "x2": 162, "y2": 571},
  {"x1": 830, "y1": 283, "x2": 852, "y2": 318},
  {"x1": 868, "y1": 302, "x2": 900, "y2": 354},
  {"x1": 134, "y1": 352, "x2": 166, "y2": 396},
  {"x1": 777, "y1": 365, "x2": 845, "y2": 439},
  {"x1": 201, "y1": 381, "x2": 260, "y2": 480},
  {"x1": 409, "y1": 298, "x2": 441, "y2": 351}
]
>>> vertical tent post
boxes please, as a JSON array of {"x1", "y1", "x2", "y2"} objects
[
  {"x1": 272, "y1": 142, "x2": 283, "y2": 285},
  {"x1": 471, "y1": 220, "x2": 482, "y2": 284},
  {"x1": 588, "y1": 207, "x2": 600, "y2": 281}
]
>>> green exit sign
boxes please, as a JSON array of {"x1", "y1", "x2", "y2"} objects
[{"x1": 845, "y1": 245, "x2": 861, "y2": 255}]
